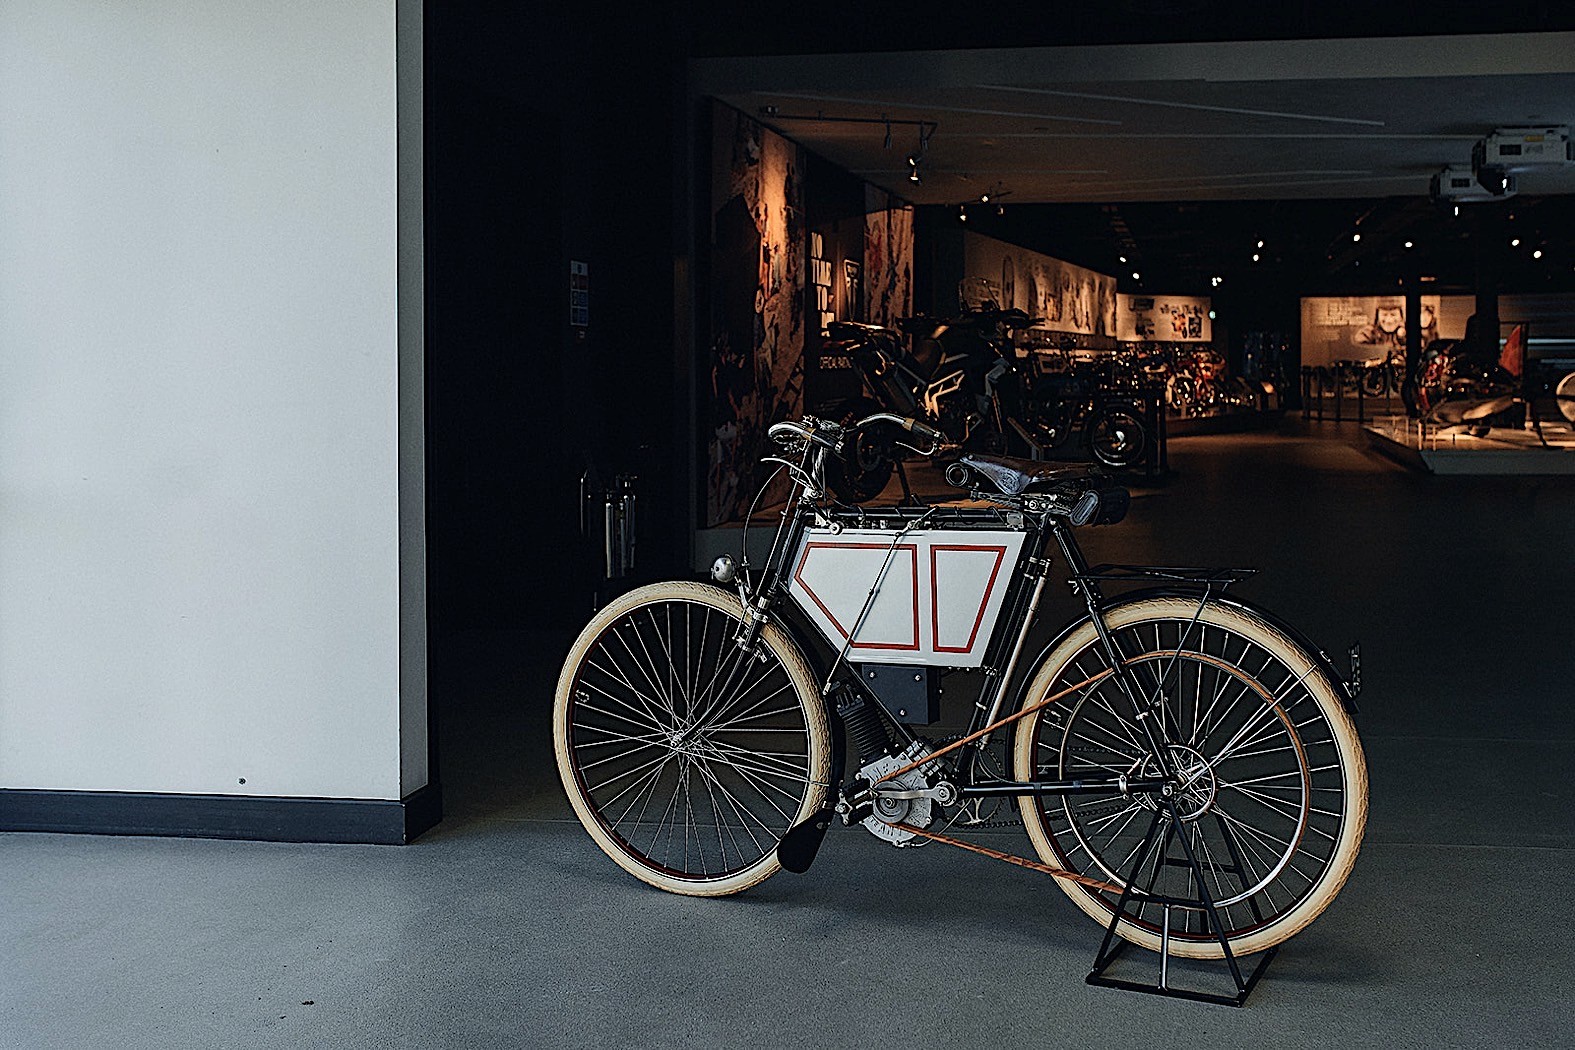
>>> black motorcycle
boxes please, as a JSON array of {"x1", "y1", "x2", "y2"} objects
[
  {"x1": 1025, "y1": 349, "x2": 1151, "y2": 471},
  {"x1": 815, "y1": 306, "x2": 1039, "y2": 500}
]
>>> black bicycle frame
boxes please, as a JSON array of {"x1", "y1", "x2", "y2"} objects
[{"x1": 741, "y1": 450, "x2": 1201, "y2": 802}]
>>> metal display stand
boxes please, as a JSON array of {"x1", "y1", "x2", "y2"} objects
[{"x1": 1085, "y1": 800, "x2": 1279, "y2": 1007}]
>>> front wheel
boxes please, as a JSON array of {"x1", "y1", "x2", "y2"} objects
[
  {"x1": 554, "y1": 582, "x2": 833, "y2": 896},
  {"x1": 1013, "y1": 597, "x2": 1367, "y2": 958}
]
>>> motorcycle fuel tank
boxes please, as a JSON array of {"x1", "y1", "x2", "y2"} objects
[{"x1": 786, "y1": 527, "x2": 1028, "y2": 668}]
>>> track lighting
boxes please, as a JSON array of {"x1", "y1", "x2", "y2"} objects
[
  {"x1": 1352, "y1": 232, "x2": 1361, "y2": 243},
  {"x1": 958, "y1": 204, "x2": 967, "y2": 222},
  {"x1": 1404, "y1": 241, "x2": 1414, "y2": 249},
  {"x1": 1252, "y1": 253, "x2": 1260, "y2": 263},
  {"x1": 1533, "y1": 249, "x2": 1543, "y2": 259},
  {"x1": 996, "y1": 204, "x2": 1005, "y2": 217},
  {"x1": 907, "y1": 154, "x2": 921, "y2": 183},
  {"x1": 1511, "y1": 237, "x2": 1521, "y2": 247},
  {"x1": 980, "y1": 192, "x2": 990, "y2": 203}
]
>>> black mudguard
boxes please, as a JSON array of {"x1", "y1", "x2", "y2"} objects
[{"x1": 1011, "y1": 586, "x2": 1360, "y2": 719}]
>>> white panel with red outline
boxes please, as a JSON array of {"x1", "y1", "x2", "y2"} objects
[{"x1": 786, "y1": 528, "x2": 1028, "y2": 668}]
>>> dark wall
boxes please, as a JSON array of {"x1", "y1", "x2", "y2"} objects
[{"x1": 425, "y1": 8, "x2": 686, "y2": 632}]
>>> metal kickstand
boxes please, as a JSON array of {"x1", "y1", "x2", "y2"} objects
[{"x1": 1085, "y1": 801, "x2": 1278, "y2": 1007}]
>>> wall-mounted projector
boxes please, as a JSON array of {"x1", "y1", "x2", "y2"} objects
[
  {"x1": 1472, "y1": 126, "x2": 1573, "y2": 175},
  {"x1": 1430, "y1": 165, "x2": 1516, "y2": 202}
]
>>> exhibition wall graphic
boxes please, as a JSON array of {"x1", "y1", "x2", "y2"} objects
[
  {"x1": 1300, "y1": 295, "x2": 1473, "y2": 367},
  {"x1": 864, "y1": 186, "x2": 914, "y2": 329},
  {"x1": 962, "y1": 232, "x2": 1116, "y2": 338},
  {"x1": 706, "y1": 104, "x2": 806, "y2": 527},
  {"x1": 1118, "y1": 294, "x2": 1213, "y2": 343},
  {"x1": 704, "y1": 105, "x2": 915, "y2": 527}
]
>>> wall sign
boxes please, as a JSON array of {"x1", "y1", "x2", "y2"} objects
[{"x1": 569, "y1": 259, "x2": 589, "y2": 328}]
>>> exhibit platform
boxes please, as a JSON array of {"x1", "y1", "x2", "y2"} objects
[{"x1": 1365, "y1": 414, "x2": 1575, "y2": 475}]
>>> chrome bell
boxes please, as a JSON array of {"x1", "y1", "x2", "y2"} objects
[{"x1": 710, "y1": 555, "x2": 738, "y2": 585}]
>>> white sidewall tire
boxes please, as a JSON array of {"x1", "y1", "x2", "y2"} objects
[
  {"x1": 554, "y1": 581, "x2": 832, "y2": 897},
  {"x1": 1013, "y1": 596, "x2": 1368, "y2": 958}
]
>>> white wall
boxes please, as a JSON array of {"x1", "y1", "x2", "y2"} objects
[{"x1": 0, "y1": 0, "x2": 424, "y2": 800}]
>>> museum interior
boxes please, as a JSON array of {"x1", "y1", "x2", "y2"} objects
[{"x1": 4, "y1": 3, "x2": 1574, "y2": 1046}]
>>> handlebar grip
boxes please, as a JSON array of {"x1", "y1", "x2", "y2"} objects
[{"x1": 904, "y1": 419, "x2": 947, "y2": 445}]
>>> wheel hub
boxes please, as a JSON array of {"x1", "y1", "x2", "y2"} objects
[{"x1": 1136, "y1": 744, "x2": 1217, "y2": 821}]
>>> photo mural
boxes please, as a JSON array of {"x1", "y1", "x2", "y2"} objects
[
  {"x1": 1299, "y1": 295, "x2": 1472, "y2": 368},
  {"x1": 1117, "y1": 294, "x2": 1213, "y2": 342},
  {"x1": 962, "y1": 232, "x2": 1116, "y2": 338},
  {"x1": 864, "y1": 187, "x2": 914, "y2": 329},
  {"x1": 706, "y1": 104, "x2": 806, "y2": 527}
]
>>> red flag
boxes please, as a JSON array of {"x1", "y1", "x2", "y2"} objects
[{"x1": 1499, "y1": 323, "x2": 1525, "y2": 378}]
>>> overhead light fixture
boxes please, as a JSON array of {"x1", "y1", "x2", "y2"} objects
[
  {"x1": 1404, "y1": 240, "x2": 1414, "y2": 249},
  {"x1": 907, "y1": 154, "x2": 921, "y2": 183},
  {"x1": 1132, "y1": 272, "x2": 1141, "y2": 280},
  {"x1": 1208, "y1": 310, "x2": 1217, "y2": 320},
  {"x1": 1533, "y1": 249, "x2": 1543, "y2": 259},
  {"x1": 1256, "y1": 239, "x2": 1265, "y2": 249},
  {"x1": 1119, "y1": 255, "x2": 1128, "y2": 263},
  {"x1": 1352, "y1": 232, "x2": 1361, "y2": 243},
  {"x1": 980, "y1": 192, "x2": 990, "y2": 203},
  {"x1": 958, "y1": 204, "x2": 968, "y2": 222},
  {"x1": 1512, "y1": 237, "x2": 1521, "y2": 247},
  {"x1": 996, "y1": 204, "x2": 1005, "y2": 217},
  {"x1": 1252, "y1": 253, "x2": 1260, "y2": 262}
]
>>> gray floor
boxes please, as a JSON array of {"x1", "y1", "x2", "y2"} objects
[{"x1": 6, "y1": 418, "x2": 1575, "y2": 1049}]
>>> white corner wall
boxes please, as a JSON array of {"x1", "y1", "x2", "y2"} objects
[{"x1": 0, "y1": 0, "x2": 424, "y2": 800}]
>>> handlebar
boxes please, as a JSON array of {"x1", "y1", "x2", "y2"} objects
[
  {"x1": 769, "y1": 413, "x2": 948, "y2": 456},
  {"x1": 768, "y1": 417, "x2": 843, "y2": 452},
  {"x1": 855, "y1": 411, "x2": 947, "y2": 447}
]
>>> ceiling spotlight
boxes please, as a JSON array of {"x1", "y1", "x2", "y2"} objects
[
  {"x1": 1352, "y1": 233, "x2": 1361, "y2": 243},
  {"x1": 1256, "y1": 239, "x2": 1265, "y2": 249},
  {"x1": 958, "y1": 204, "x2": 968, "y2": 222},
  {"x1": 1511, "y1": 238, "x2": 1521, "y2": 247},
  {"x1": 1119, "y1": 255, "x2": 1128, "y2": 264},
  {"x1": 906, "y1": 154, "x2": 921, "y2": 184},
  {"x1": 1132, "y1": 272, "x2": 1141, "y2": 280},
  {"x1": 1533, "y1": 249, "x2": 1543, "y2": 259},
  {"x1": 996, "y1": 204, "x2": 1005, "y2": 217},
  {"x1": 980, "y1": 192, "x2": 990, "y2": 203},
  {"x1": 1404, "y1": 241, "x2": 1414, "y2": 249},
  {"x1": 1252, "y1": 253, "x2": 1260, "y2": 262},
  {"x1": 1453, "y1": 205, "x2": 1460, "y2": 217}
]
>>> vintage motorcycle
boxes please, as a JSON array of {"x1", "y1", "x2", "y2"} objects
[{"x1": 553, "y1": 411, "x2": 1368, "y2": 1000}]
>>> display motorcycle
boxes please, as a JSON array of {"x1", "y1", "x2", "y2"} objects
[
  {"x1": 1407, "y1": 339, "x2": 1519, "y2": 435},
  {"x1": 1024, "y1": 349, "x2": 1151, "y2": 471},
  {"x1": 814, "y1": 305, "x2": 1039, "y2": 501}
]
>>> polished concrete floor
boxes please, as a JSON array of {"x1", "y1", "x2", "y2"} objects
[{"x1": 6, "y1": 418, "x2": 1574, "y2": 1049}]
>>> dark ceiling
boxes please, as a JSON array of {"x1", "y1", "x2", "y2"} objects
[{"x1": 691, "y1": 20, "x2": 1575, "y2": 299}]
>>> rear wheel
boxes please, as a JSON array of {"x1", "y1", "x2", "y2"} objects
[
  {"x1": 555, "y1": 582, "x2": 832, "y2": 896},
  {"x1": 1013, "y1": 597, "x2": 1367, "y2": 958}
]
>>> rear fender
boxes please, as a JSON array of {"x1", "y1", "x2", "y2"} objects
[{"x1": 1012, "y1": 587, "x2": 1359, "y2": 718}]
